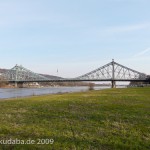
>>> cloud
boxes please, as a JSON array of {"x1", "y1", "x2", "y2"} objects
[
  {"x1": 94, "y1": 23, "x2": 150, "y2": 36},
  {"x1": 84, "y1": 22, "x2": 150, "y2": 41},
  {"x1": 133, "y1": 47, "x2": 150, "y2": 57},
  {"x1": 105, "y1": 23, "x2": 150, "y2": 33}
]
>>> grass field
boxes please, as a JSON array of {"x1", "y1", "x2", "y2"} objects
[{"x1": 0, "y1": 88, "x2": 150, "y2": 150}]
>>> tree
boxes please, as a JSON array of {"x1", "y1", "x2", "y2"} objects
[
  {"x1": 88, "y1": 83, "x2": 94, "y2": 90},
  {"x1": 0, "y1": 75, "x2": 8, "y2": 87}
]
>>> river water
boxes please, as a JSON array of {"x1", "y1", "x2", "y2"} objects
[{"x1": 0, "y1": 86, "x2": 125, "y2": 99}]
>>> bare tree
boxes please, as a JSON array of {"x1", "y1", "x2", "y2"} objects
[
  {"x1": 0, "y1": 75, "x2": 8, "y2": 87},
  {"x1": 88, "y1": 83, "x2": 94, "y2": 90}
]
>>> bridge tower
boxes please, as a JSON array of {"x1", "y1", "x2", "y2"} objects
[{"x1": 112, "y1": 59, "x2": 116, "y2": 88}]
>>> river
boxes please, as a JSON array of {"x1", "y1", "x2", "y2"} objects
[{"x1": 0, "y1": 86, "x2": 126, "y2": 99}]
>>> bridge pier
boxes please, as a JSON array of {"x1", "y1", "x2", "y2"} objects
[
  {"x1": 111, "y1": 80, "x2": 116, "y2": 88},
  {"x1": 15, "y1": 82, "x2": 24, "y2": 88},
  {"x1": 15, "y1": 82, "x2": 17, "y2": 88}
]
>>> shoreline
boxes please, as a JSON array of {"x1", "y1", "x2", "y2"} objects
[
  {"x1": 0, "y1": 86, "x2": 127, "y2": 100},
  {"x1": 0, "y1": 87, "x2": 113, "y2": 101},
  {"x1": 0, "y1": 91, "x2": 70, "y2": 101}
]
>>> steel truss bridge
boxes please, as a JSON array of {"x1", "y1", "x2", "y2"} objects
[{"x1": 0, "y1": 60, "x2": 149, "y2": 88}]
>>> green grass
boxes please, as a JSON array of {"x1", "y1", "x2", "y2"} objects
[{"x1": 0, "y1": 87, "x2": 150, "y2": 150}]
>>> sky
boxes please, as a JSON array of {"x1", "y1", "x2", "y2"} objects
[{"x1": 0, "y1": 0, "x2": 150, "y2": 78}]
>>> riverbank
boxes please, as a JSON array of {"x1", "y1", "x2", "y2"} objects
[{"x1": 0, "y1": 88, "x2": 149, "y2": 149}]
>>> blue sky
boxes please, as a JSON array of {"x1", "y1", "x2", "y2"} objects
[{"x1": 0, "y1": 0, "x2": 150, "y2": 77}]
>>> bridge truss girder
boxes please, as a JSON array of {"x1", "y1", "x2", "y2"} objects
[
  {"x1": 3, "y1": 65, "x2": 49, "y2": 82},
  {"x1": 1, "y1": 60, "x2": 148, "y2": 88},
  {"x1": 77, "y1": 60, "x2": 147, "y2": 81}
]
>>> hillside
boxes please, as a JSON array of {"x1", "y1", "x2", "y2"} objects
[
  {"x1": 0, "y1": 68, "x2": 8, "y2": 74},
  {"x1": 39, "y1": 74, "x2": 63, "y2": 80}
]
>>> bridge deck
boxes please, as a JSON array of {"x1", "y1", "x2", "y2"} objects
[{"x1": 6, "y1": 79, "x2": 149, "y2": 83}]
